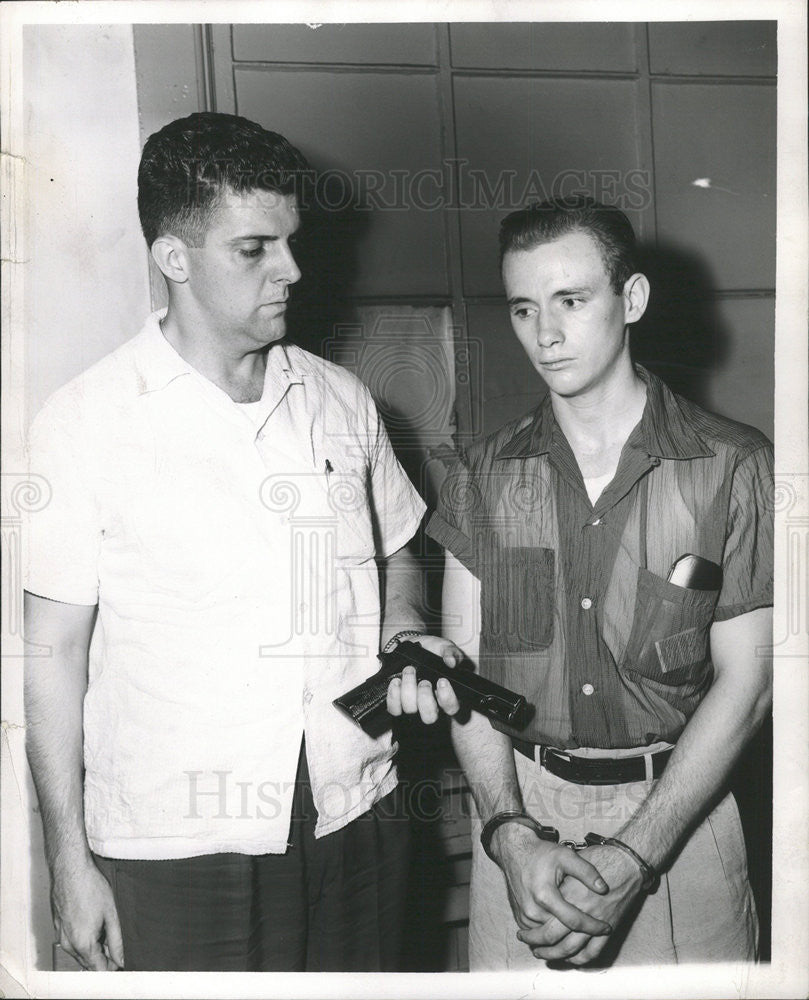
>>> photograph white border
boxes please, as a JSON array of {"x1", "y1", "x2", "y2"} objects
[{"x1": 2, "y1": 2, "x2": 806, "y2": 998}]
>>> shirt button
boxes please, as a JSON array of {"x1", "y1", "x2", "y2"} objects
[
  {"x1": 580, "y1": 597, "x2": 593, "y2": 610},
  {"x1": 582, "y1": 683, "x2": 595, "y2": 696}
]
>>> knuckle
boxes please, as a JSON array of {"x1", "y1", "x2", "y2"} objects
[
  {"x1": 524, "y1": 901, "x2": 547, "y2": 923},
  {"x1": 534, "y1": 886, "x2": 554, "y2": 908}
]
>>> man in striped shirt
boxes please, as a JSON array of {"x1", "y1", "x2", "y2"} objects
[{"x1": 390, "y1": 198, "x2": 772, "y2": 967}]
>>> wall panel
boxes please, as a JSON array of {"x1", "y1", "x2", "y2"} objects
[
  {"x1": 702, "y1": 296, "x2": 774, "y2": 433},
  {"x1": 648, "y1": 21, "x2": 776, "y2": 76},
  {"x1": 449, "y1": 22, "x2": 637, "y2": 71},
  {"x1": 454, "y1": 76, "x2": 646, "y2": 296},
  {"x1": 652, "y1": 82, "x2": 776, "y2": 290},
  {"x1": 235, "y1": 67, "x2": 448, "y2": 296},
  {"x1": 232, "y1": 22, "x2": 437, "y2": 64}
]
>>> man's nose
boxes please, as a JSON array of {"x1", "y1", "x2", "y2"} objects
[
  {"x1": 273, "y1": 242, "x2": 302, "y2": 285},
  {"x1": 536, "y1": 313, "x2": 562, "y2": 347}
]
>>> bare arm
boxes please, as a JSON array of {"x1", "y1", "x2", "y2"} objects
[
  {"x1": 378, "y1": 543, "x2": 426, "y2": 649},
  {"x1": 24, "y1": 591, "x2": 124, "y2": 970},
  {"x1": 527, "y1": 606, "x2": 773, "y2": 963}
]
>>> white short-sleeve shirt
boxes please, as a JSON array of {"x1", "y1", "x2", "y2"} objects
[{"x1": 24, "y1": 311, "x2": 426, "y2": 860}]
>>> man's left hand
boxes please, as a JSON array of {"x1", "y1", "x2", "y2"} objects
[{"x1": 516, "y1": 844, "x2": 645, "y2": 964}]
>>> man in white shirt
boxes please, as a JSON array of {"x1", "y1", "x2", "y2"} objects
[{"x1": 24, "y1": 112, "x2": 454, "y2": 972}]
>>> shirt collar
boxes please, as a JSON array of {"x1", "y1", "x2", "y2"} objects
[
  {"x1": 495, "y1": 365, "x2": 714, "y2": 462},
  {"x1": 133, "y1": 310, "x2": 193, "y2": 394},
  {"x1": 133, "y1": 310, "x2": 306, "y2": 397}
]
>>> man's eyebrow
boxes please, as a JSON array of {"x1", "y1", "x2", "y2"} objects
[
  {"x1": 554, "y1": 285, "x2": 592, "y2": 296},
  {"x1": 507, "y1": 296, "x2": 535, "y2": 307},
  {"x1": 226, "y1": 234, "x2": 274, "y2": 244},
  {"x1": 226, "y1": 228, "x2": 302, "y2": 244}
]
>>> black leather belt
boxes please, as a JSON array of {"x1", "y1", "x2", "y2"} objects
[{"x1": 512, "y1": 736, "x2": 672, "y2": 785}]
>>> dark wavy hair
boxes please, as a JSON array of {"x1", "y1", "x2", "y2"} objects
[
  {"x1": 499, "y1": 197, "x2": 638, "y2": 293},
  {"x1": 137, "y1": 112, "x2": 310, "y2": 248}
]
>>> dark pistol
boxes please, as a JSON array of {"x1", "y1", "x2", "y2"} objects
[{"x1": 333, "y1": 640, "x2": 534, "y2": 736}]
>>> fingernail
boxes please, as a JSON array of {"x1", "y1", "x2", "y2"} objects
[
  {"x1": 596, "y1": 877, "x2": 608, "y2": 890},
  {"x1": 437, "y1": 677, "x2": 448, "y2": 687}
]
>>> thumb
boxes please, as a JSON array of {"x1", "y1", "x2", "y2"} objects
[
  {"x1": 104, "y1": 906, "x2": 125, "y2": 969},
  {"x1": 441, "y1": 643, "x2": 463, "y2": 667},
  {"x1": 562, "y1": 850, "x2": 610, "y2": 895}
]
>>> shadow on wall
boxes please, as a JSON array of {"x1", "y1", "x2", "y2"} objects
[
  {"x1": 286, "y1": 160, "x2": 369, "y2": 360},
  {"x1": 632, "y1": 241, "x2": 731, "y2": 409}
]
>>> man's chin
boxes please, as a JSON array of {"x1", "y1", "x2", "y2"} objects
[
  {"x1": 536, "y1": 370, "x2": 581, "y2": 397},
  {"x1": 257, "y1": 321, "x2": 287, "y2": 346}
]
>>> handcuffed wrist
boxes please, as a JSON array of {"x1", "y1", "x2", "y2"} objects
[
  {"x1": 481, "y1": 811, "x2": 560, "y2": 864},
  {"x1": 583, "y1": 832, "x2": 659, "y2": 892}
]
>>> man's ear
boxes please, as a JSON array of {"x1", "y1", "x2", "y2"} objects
[
  {"x1": 623, "y1": 272, "x2": 650, "y2": 325},
  {"x1": 150, "y1": 235, "x2": 191, "y2": 284}
]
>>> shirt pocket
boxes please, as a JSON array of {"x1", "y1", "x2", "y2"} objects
[
  {"x1": 622, "y1": 566, "x2": 719, "y2": 686},
  {"x1": 481, "y1": 546, "x2": 555, "y2": 652}
]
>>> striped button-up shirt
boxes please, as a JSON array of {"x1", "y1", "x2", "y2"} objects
[{"x1": 427, "y1": 367, "x2": 773, "y2": 750}]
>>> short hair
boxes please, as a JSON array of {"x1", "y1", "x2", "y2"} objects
[
  {"x1": 137, "y1": 112, "x2": 310, "y2": 248},
  {"x1": 499, "y1": 197, "x2": 638, "y2": 293}
]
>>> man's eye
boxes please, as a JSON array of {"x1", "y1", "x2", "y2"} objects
[
  {"x1": 239, "y1": 245, "x2": 264, "y2": 259},
  {"x1": 561, "y1": 297, "x2": 581, "y2": 308},
  {"x1": 512, "y1": 307, "x2": 533, "y2": 320}
]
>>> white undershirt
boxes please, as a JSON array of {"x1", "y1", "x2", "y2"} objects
[
  {"x1": 584, "y1": 472, "x2": 614, "y2": 505},
  {"x1": 236, "y1": 399, "x2": 265, "y2": 425}
]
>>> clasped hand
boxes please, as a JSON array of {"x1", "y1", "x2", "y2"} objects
[{"x1": 513, "y1": 842, "x2": 645, "y2": 965}]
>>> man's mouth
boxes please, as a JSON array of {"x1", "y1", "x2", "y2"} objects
[{"x1": 539, "y1": 358, "x2": 573, "y2": 370}]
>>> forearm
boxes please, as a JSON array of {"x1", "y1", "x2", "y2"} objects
[
  {"x1": 379, "y1": 544, "x2": 425, "y2": 648},
  {"x1": 616, "y1": 610, "x2": 772, "y2": 870},
  {"x1": 441, "y1": 550, "x2": 523, "y2": 821},
  {"x1": 451, "y1": 711, "x2": 523, "y2": 822},
  {"x1": 26, "y1": 669, "x2": 92, "y2": 873},
  {"x1": 24, "y1": 595, "x2": 95, "y2": 874}
]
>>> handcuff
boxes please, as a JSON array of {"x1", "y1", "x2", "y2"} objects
[
  {"x1": 481, "y1": 812, "x2": 659, "y2": 892},
  {"x1": 564, "y1": 832, "x2": 659, "y2": 892}
]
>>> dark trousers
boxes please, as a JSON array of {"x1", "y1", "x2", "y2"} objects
[{"x1": 93, "y1": 744, "x2": 411, "y2": 971}]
